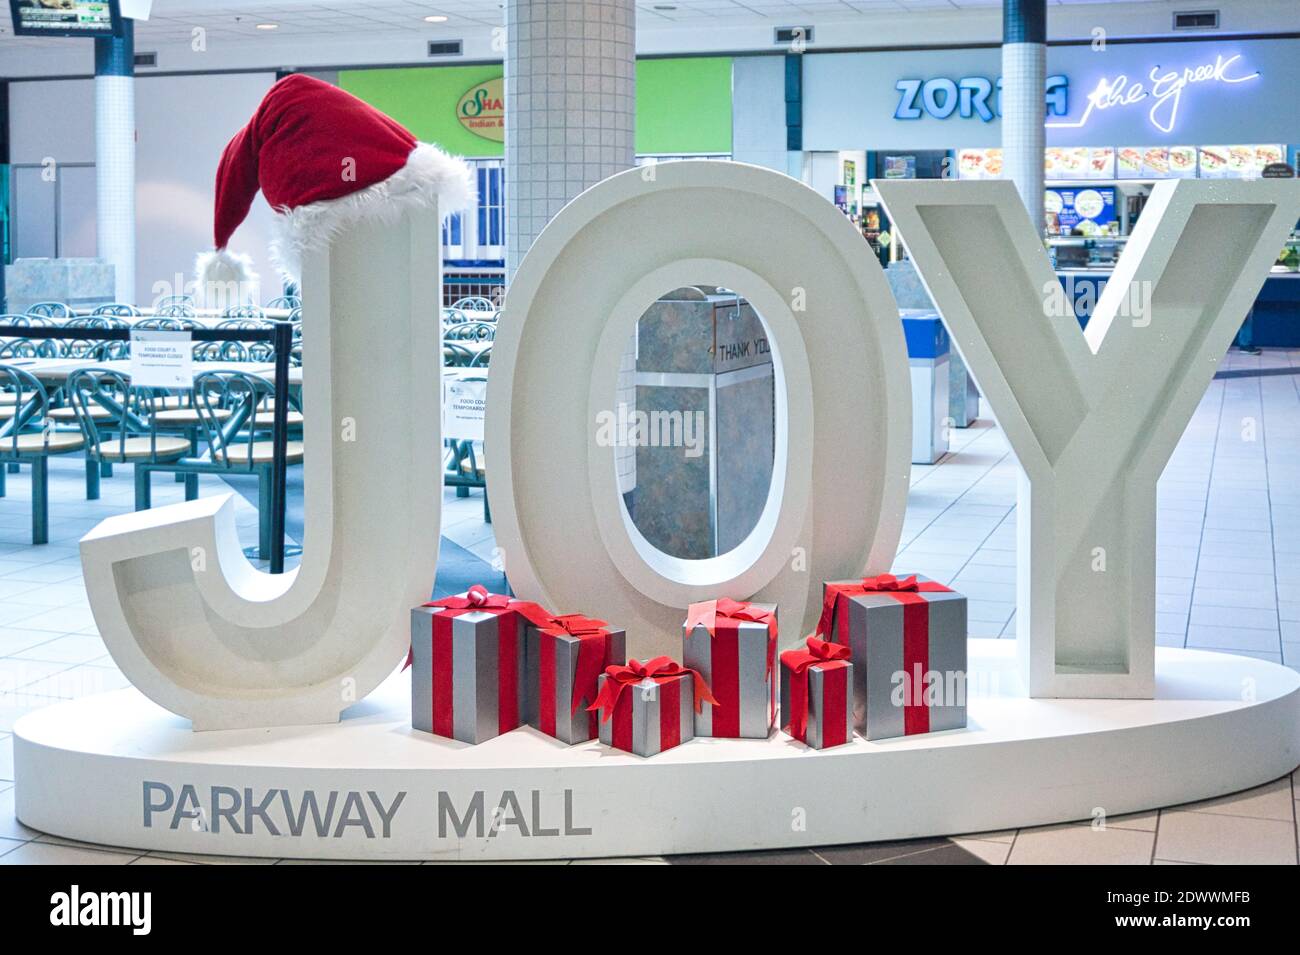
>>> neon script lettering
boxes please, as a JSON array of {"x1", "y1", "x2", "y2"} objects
[{"x1": 1048, "y1": 53, "x2": 1258, "y2": 134}]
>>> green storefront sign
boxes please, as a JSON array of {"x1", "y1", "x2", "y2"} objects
[{"x1": 340, "y1": 57, "x2": 733, "y2": 158}]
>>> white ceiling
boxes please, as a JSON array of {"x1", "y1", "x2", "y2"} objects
[
  {"x1": 0, "y1": 0, "x2": 1292, "y2": 61},
  {"x1": 0, "y1": 0, "x2": 1179, "y2": 47}
]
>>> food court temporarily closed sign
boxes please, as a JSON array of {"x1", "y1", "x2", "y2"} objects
[{"x1": 457, "y1": 77, "x2": 505, "y2": 143}]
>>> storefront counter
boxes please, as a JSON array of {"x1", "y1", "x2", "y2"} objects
[{"x1": 1058, "y1": 270, "x2": 1300, "y2": 345}]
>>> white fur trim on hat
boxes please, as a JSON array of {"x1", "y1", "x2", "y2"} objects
[
  {"x1": 194, "y1": 248, "x2": 260, "y2": 309},
  {"x1": 268, "y1": 142, "x2": 476, "y2": 283}
]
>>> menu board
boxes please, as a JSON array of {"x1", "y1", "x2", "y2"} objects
[
  {"x1": 957, "y1": 148, "x2": 1003, "y2": 180},
  {"x1": 1116, "y1": 146, "x2": 1197, "y2": 180},
  {"x1": 10, "y1": 0, "x2": 120, "y2": 37},
  {"x1": 1045, "y1": 187, "x2": 1117, "y2": 236},
  {"x1": 1199, "y1": 144, "x2": 1286, "y2": 179},
  {"x1": 883, "y1": 155, "x2": 917, "y2": 179},
  {"x1": 1045, "y1": 147, "x2": 1115, "y2": 181},
  {"x1": 961, "y1": 147, "x2": 1112, "y2": 181}
]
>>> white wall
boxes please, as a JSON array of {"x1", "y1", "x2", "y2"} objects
[
  {"x1": 134, "y1": 72, "x2": 280, "y2": 305},
  {"x1": 731, "y1": 55, "x2": 790, "y2": 175},
  {"x1": 9, "y1": 72, "x2": 281, "y2": 305}
]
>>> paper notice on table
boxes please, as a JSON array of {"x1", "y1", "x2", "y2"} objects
[
  {"x1": 129, "y1": 330, "x2": 193, "y2": 389},
  {"x1": 443, "y1": 370, "x2": 487, "y2": 441}
]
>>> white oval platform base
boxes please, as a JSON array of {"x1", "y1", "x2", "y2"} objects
[{"x1": 13, "y1": 640, "x2": 1300, "y2": 861}]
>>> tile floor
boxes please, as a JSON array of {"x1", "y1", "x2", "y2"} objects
[{"x1": 0, "y1": 349, "x2": 1298, "y2": 864}]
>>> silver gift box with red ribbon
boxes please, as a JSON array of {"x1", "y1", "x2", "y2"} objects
[
  {"x1": 820, "y1": 575, "x2": 967, "y2": 741},
  {"x1": 409, "y1": 587, "x2": 548, "y2": 745},
  {"x1": 524, "y1": 618, "x2": 626, "y2": 745},
  {"x1": 682, "y1": 600, "x2": 778, "y2": 739},
  {"x1": 779, "y1": 638, "x2": 854, "y2": 750},
  {"x1": 595, "y1": 672, "x2": 695, "y2": 758}
]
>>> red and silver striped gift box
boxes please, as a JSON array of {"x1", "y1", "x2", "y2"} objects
[
  {"x1": 818, "y1": 574, "x2": 967, "y2": 741},
  {"x1": 410, "y1": 587, "x2": 550, "y2": 744},
  {"x1": 682, "y1": 599, "x2": 777, "y2": 739}
]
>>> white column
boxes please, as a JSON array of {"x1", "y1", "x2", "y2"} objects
[
  {"x1": 1001, "y1": 0, "x2": 1046, "y2": 229},
  {"x1": 95, "y1": 22, "x2": 136, "y2": 304},
  {"x1": 506, "y1": 0, "x2": 637, "y2": 492},
  {"x1": 504, "y1": 0, "x2": 636, "y2": 282}
]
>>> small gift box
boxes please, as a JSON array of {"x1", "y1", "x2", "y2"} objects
[
  {"x1": 817, "y1": 574, "x2": 967, "y2": 741},
  {"x1": 590, "y1": 657, "x2": 718, "y2": 758},
  {"x1": 682, "y1": 598, "x2": 778, "y2": 739},
  {"x1": 524, "y1": 614, "x2": 626, "y2": 745},
  {"x1": 410, "y1": 585, "x2": 552, "y2": 744},
  {"x1": 779, "y1": 636, "x2": 853, "y2": 750}
]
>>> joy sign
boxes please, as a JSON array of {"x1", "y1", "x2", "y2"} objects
[{"x1": 80, "y1": 162, "x2": 1300, "y2": 730}]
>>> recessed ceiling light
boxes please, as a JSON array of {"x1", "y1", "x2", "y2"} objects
[
  {"x1": 256, "y1": 23, "x2": 279, "y2": 30},
  {"x1": 423, "y1": 14, "x2": 448, "y2": 22}
]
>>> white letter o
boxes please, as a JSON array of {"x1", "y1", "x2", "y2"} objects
[{"x1": 487, "y1": 161, "x2": 910, "y2": 654}]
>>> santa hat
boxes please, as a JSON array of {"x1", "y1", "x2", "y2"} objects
[{"x1": 195, "y1": 73, "x2": 475, "y2": 304}]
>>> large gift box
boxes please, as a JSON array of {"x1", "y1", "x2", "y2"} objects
[
  {"x1": 410, "y1": 585, "x2": 552, "y2": 744},
  {"x1": 779, "y1": 636, "x2": 853, "y2": 750},
  {"x1": 817, "y1": 574, "x2": 967, "y2": 741},
  {"x1": 524, "y1": 614, "x2": 626, "y2": 744},
  {"x1": 590, "y1": 657, "x2": 718, "y2": 758},
  {"x1": 682, "y1": 598, "x2": 778, "y2": 739}
]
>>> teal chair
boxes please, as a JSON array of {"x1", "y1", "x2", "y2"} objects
[
  {"x1": 137, "y1": 370, "x2": 304, "y2": 560},
  {"x1": 0, "y1": 364, "x2": 87, "y2": 544},
  {"x1": 66, "y1": 369, "x2": 193, "y2": 508}
]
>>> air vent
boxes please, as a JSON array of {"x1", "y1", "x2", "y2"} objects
[
  {"x1": 427, "y1": 40, "x2": 463, "y2": 57},
  {"x1": 1173, "y1": 10, "x2": 1219, "y2": 30},
  {"x1": 774, "y1": 26, "x2": 813, "y2": 45},
  {"x1": 134, "y1": 52, "x2": 158, "y2": 68}
]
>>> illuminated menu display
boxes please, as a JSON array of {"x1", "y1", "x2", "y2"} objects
[{"x1": 10, "y1": 1, "x2": 119, "y2": 37}]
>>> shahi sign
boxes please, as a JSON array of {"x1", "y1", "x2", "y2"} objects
[{"x1": 457, "y1": 76, "x2": 505, "y2": 142}]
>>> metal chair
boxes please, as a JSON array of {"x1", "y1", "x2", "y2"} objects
[
  {"x1": 222, "y1": 304, "x2": 267, "y2": 320},
  {"x1": 26, "y1": 302, "x2": 73, "y2": 319},
  {"x1": 442, "y1": 342, "x2": 473, "y2": 367},
  {"x1": 91, "y1": 303, "x2": 141, "y2": 318},
  {"x1": 0, "y1": 337, "x2": 58, "y2": 360},
  {"x1": 133, "y1": 315, "x2": 201, "y2": 332},
  {"x1": 139, "y1": 370, "x2": 304, "y2": 560},
  {"x1": 66, "y1": 368, "x2": 195, "y2": 509},
  {"x1": 444, "y1": 321, "x2": 496, "y2": 342},
  {"x1": 153, "y1": 304, "x2": 198, "y2": 322},
  {"x1": 153, "y1": 295, "x2": 195, "y2": 311},
  {"x1": 266, "y1": 296, "x2": 301, "y2": 311},
  {"x1": 1, "y1": 313, "x2": 55, "y2": 329},
  {"x1": 451, "y1": 296, "x2": 496, "y2": 313},
  {"x1": 0, "y1": 364, "x2": 87, "y2": 543}
]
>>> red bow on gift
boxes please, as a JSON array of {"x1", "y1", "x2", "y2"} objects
[
  {"x1": 685, "y1": 597, "x2": 779, "y2": 643},
  {"x1": 780, "y1": 636, "x2": 851, "y2": 741},
  {"x1": 587, "y1": 656, "x2": 719, "y2": 723},
  {"x1": 404, "y1": 585, "x2": 553, "y2": 669},
  {"x1": 782, "y1": 635, "x2": 851, "y2": 672},
  {"x1": 432, "y1": 583, "x2": 508, "y2": 611},
  {"x1": 541, "y1": 614, "x2": 612, "y2": 716},
  {"x1": 814, "y1": 574, "x2": 947, "y2": 640}
]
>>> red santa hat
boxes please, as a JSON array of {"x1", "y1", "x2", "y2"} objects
[{"x1": 195, "y1": 73, "x2": 475, "y2": 303}]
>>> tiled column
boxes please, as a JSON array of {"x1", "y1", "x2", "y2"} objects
[
  {"x1": 95, "y1": 20, "x2": 135, "y2": 304},
  {"x1": 506, "y1": 0, "x2": 637, "y2": 493},
  {"x1": 504, "y1": 0, "x2": 635, "y2": 282},
  {"x1": 1001, "y1": 0, "x2": 1046, "y2": 229}
]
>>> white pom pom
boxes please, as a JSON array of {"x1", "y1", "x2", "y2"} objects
[{"x1": 194, "y1": 248, "x2": 260, "y2": 310}]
